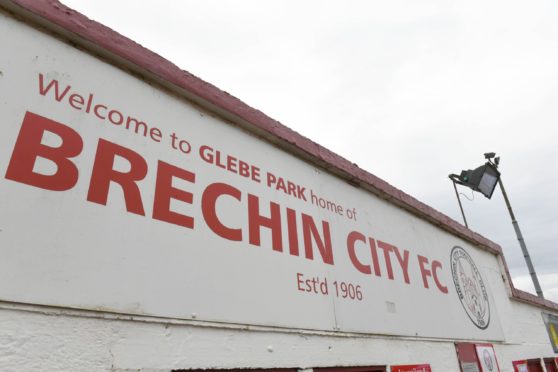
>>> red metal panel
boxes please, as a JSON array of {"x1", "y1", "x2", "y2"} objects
[
  {"x1": 180, "y1": 370, "x2": 297, "y2": 372},
  {"x1": 314, "y1": 367, "x2": 387, "y2": 372},
  {"x1": 544, "y1": 358, "x2": 558, "y2": 372},
  {"x1": 455, "y1": 342, "x2": 481, "y2": 372},
  {"x1": 391, "y1": 365, "x2": 431, "y2": 372},
  {"x1": 526, "y1": 359, "x2": 543, "y2": 372}
]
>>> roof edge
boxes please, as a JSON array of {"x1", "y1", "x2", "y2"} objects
[{"x1": 512, "y1": 288, "x2": 558, "y2": 312}]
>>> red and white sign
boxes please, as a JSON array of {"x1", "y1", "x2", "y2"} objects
[
  {"x1": 391, "y1": 364, "x2": 431, "y2": 372},
  {"x1": 0, "y1": 10, "x2": 505, "y2": 340},
  {"x1": 512, "y1": 360, "x2": 528, "y2": 372},
  {"x1": 475, "y1": 344, "x2": 500, "y2": 372}
]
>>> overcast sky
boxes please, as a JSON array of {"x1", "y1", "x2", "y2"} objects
[{"x1": 62, "y1": 0, "x2": 558, "y2": 301}]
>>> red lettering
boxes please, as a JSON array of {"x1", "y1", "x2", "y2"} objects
[
  {"x1": 87, "y1": 139, "x2": 147, "y2": 215},
  {"x1": 347, "y1": 231, "x2": 371, "y2": 274},
  {"x1": 418, "y1": 255, "x2": 431, "y2": 289},
  {"x1": 248, "y1": 194, "x2": 282, "y2": 252},
  {"x1": 287, "y1": 208, "x2": 299, "y2": 256},
  {"x1": 393, "y1": 246, "x2": 411, "y2": 284},
  {"x1": 215, "y1": 150, "x2": 226, "y2": 169},
  {"x1": 369, "y1": 238, "x2": 382, "y2": 276},
  {"x1": 297, "y1": 273, "x2": 305, "y2": 291},
  {"x1": 276, "y1": 178, "x2": 287, "y2": 193},
  {"x1": 85, "y1": 93, "x2": 94, "y2": 113},
  {"x1": 202, "y1": 183, "x2": 242, "y2": 241},
  {"x1": 302, "y1": 213, "x2": 334, "y2": 265},
  {"x1": 108, "y1": 110, "x2": 124, "y2": 125},
  {"x1": 287, "y1": 181, "x2": 296, "y2": 197},
  {"x1": 377, "y1": 241, "x2": 395, "y2": 280},
  {"x1": 239, "y1": 161, "x2": 249, "y2": 177},
  {"x1": 149, "y1": 127, "x2": 162, "y2": 143},
  {"x1": 38, "y1": 73, "x2": 71, "y2": 101},
  {"x1": 5, "y1": 111, "x2": 82, "y2": 191},
  {"x1": 125, "y1": 117, "x2": 148, "y2": 136},
  {"x1": 69, "y1": 93, "x2": 85, "y2": 110},
  {"x1": 297, "y1": 185, "x2": 307, "y2": 201},
  {"x1": 432, "y1": 260, "x2": 448, "y2": 294},
  {"x1": 152, "y1": 161, "x2": 195, "y2": 229},
  {"x1": 227, "y1": 155, "x2": 237, "y2": 173},
  {"x1": 251, "y1": 167, "x2": 261, "y2": 183},
  {"x1": 94, "y1": 104, "x2": 107, "y2": 119},
  {"x1": 199, "y1": 145, "x2": 214, "y2": 162},
  {"x1": 266, "y1": 172, "x2": 276, "y2": 187}
]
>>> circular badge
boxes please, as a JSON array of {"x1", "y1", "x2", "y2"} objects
[{"x1": 451, "y1": 246, "x2": 490, "y2": 329}]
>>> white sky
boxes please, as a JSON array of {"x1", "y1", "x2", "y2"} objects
[{"x1": 62, "y1": 0, "x2": 558, "y2": 301}]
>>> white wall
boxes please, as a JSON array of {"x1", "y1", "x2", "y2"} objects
[
  {"x1": 0, "y1": 5, "x2": 556, "y2": 372},
  {"x1": 0, "y1": 300, "x2": 555, "y2": 371},
  {"x1": 0, "y1": 303, "x2": 460, "y2": 371}
]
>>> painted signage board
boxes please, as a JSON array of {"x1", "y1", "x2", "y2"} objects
[
  {"x1": 542, "y1": 313, "x2": 558, "y2": 352},
  {"x1": 512, "y1": 361, "x2": 528, "y2": 372},
  {"x1": 475, "y1": 344, "x2": 500, "y2": 372},
  {"x1": 390, "y1": 364, "x2": 431, "y2": 372},
  {"x1": 0, "y1": 10, "x2": 505, "y2": 340},
  {"x1": 543, "y1": 358, "x2": 558, "y2": 372}
]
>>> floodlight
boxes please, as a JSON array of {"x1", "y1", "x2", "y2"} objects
[
  {"x1": 457, "y1": 163, "x2": 500, "y2": 199},
  {"x1": 448, "y1": 153, "x2": 544, "y2": 299}
]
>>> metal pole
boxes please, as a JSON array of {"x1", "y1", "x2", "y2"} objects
[
  {"x1": 498, "y1": 178, "x2": 544, "y2": 298},
  {"x1": 451, "y1": 179, "x2": 469, "y2": 228}
]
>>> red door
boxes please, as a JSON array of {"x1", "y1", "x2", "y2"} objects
[
  {"x1": 455, "y1": 342, "x2": 481, "y2": 371},
  {"x1": 544, "y1": 358, "x2": 558, "y2": 372},
  {"x1": 526, "y1": 359, "x2": 544, "y2": 372}
]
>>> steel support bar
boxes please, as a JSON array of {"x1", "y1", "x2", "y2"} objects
[
  {"x1": 451, "y1": 178, "x2": 469, "y2": 228},
  {"x1": 498, "y1": 178, "x2": 544, "y2": 298}
]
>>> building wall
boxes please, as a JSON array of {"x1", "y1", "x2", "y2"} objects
[
  {"x1": 0, "y1": 300, "x2": 555, "y2": 372},
  {"x1": 0, "y1": 2, "x2": 556, "y2": 371},
  {"x1": 0, "y1": 303, "x2": 463, "y2": 371}
]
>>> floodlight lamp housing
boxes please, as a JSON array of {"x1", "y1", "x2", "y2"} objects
[{"x1": 458, "y1": 162, "x2": 500, "y2": 199}]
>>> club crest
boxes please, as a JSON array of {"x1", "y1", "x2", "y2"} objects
[{"x1": 451, "y1": 246, "x2": 490, "y2": 329}]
